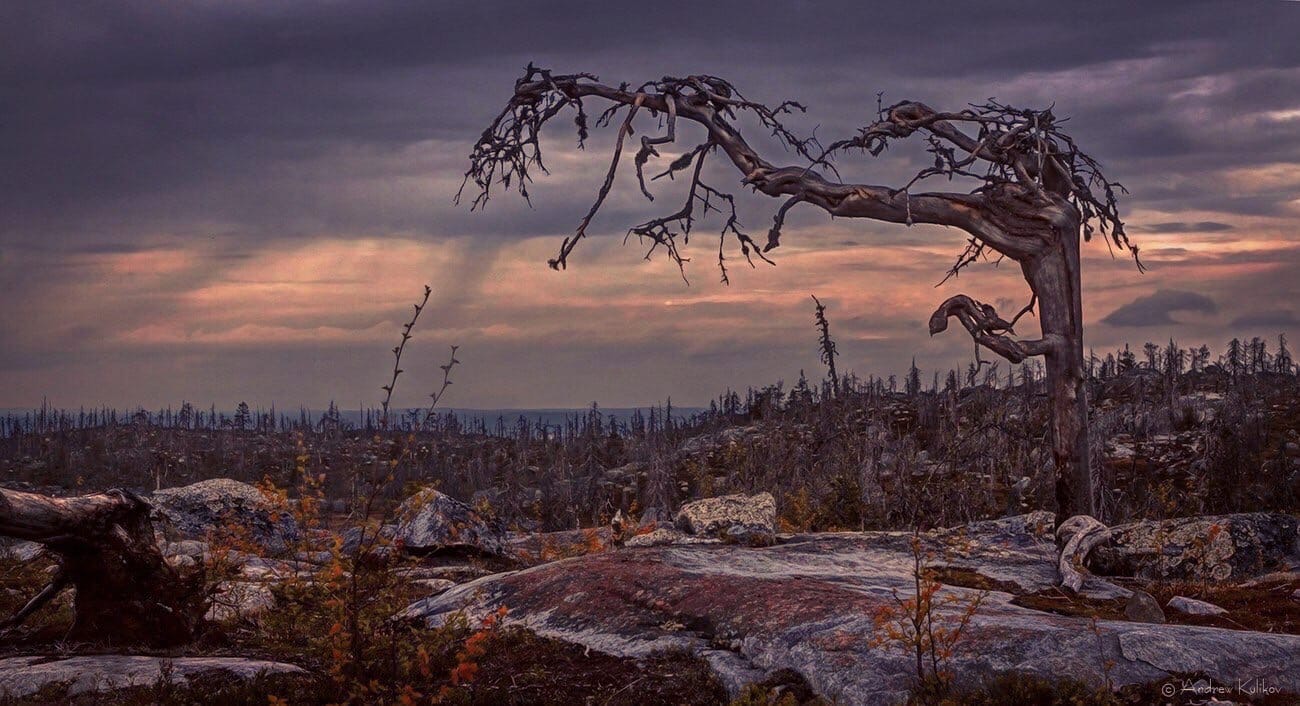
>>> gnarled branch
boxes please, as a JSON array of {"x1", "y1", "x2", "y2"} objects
[
  {"x1": 855, "y1": 99, "x2": 1141, "y2": 269},
  {"x1": 460, "y1": 65, "x2": 1014, "y2": 278},
  {"x1": 928, "y1": 294, "x2": 1063, "y2": 363},
  {"x1": 1055, "y1": 515, "x2": 1113, "y2": 594}
]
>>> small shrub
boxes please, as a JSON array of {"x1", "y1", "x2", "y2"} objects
[{"x1": 870, "y1": 532, "x2": 986, "y2": 703}]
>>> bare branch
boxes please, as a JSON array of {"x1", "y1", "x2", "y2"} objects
[
  {"x1": 1, "y1": 571, "x2": 67, "y2": 632},
  {"x1": 462, "y1": 66, "x2": 1000, "y2": 275},
  {"x1": 550, "y1": 94, "x2": 646, "y2": 271},
  {"x1": 380, "y1": 285, "x2": 431, "y2": 429},
  {"x1": 635, "y1": 94, "x2": 676, "y2": 200},
  {"x1": 928, "y1": 294, "x2": 1062, "y2": 363},
  {"x1": 850, "y1": 99, "x2": 1141, "y2": 269},
  {"x1": 423, "y1": 345, "x2": 460, "y2": 425},
  {"x1": 620, "y1": 142, "x2": 773, "y2": 283},
  {"x1": 1056, "y1": 515, "x2": 1113, "y2": 594},
  {"x1": 1006, "y1": 292, "x2": 1038, "y2": 331}
]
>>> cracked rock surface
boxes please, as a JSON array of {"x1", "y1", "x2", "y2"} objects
[{"x1": 404, "y1": 513, "x2": 1300, "y2": 705}]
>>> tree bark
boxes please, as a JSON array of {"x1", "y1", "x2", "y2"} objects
[
  {"x1": 0, "y1": 487, "x2": 198, "y2": 645},
  {"x1": 1025, "y1": 236, "x2": 1096, "y2": 521}
]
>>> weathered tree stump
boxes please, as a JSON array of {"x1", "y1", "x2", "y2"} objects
[{"x1": 0, "y1": 487, "x2": 200, "y2": 645}]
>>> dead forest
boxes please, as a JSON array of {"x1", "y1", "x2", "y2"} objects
[{"x1": 5, "y1": 335, "x2": 1298, "y2": 533}]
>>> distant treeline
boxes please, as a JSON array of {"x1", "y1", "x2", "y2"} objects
[
  {"x1": 2, "y1": 334, "x2": 1293, "y2": 440},
  {"x1": 0, "y1": 400, "x2": 703, "y2": 441}
]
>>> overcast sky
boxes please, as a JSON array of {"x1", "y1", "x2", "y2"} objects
[{"x1": 2, "y1": 1, "x2": 1299, "y2": 410}]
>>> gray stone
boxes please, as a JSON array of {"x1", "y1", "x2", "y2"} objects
[
  {"x1": 1166, "y1": 596, "x2": 1228, "y2": 616},
  {"x1": 394, "y1": 488, "x2": 506, "y2": 556},
  {"x1": 151, "y1": 479, "x2": 298, "y2": 552},
  {"x1": 677, "y1": 426, "x2": 764, "y2": 458},
  {"x1": 1089, "y1": 513, "x2": 1299, "y2": 583},
  {"x1": 294, "y1": 550, "x2": 335, "y2": 565},
  {"x1": 703, "y1": 649, "x2": 768, "y2": 696},
  {"x1": 939, "y1": 510, "x2": 1056, "y2": 544},
  {"x1": 625, "y1": 527, "x2": 721, "y2": 548},
  {"x1": 166, "y1": 553, "x2": 197, "y2": 569},
  {"x1": 1124, "y1": 590, "x2": 1166, "y2": 623},
  {"x1": 507, "y1": 527, "x2": 613, "y2": 560},
  {"x1": 237, "y1": 556, "x2": 312, "y2": 582},
  {"x1": 0, "y1": 655, "x2": 304, "y2": 698},
  {"x1": 1077, "y1": 577, "x2": 1133, "y2": 601},
  {"x1": 0, "y1": 538, "x2": 44, "y2": 562},
  {"x1": 340, "y1": 524, "x2": 397, "y2": 554},
  {"x1": 721, "y1": 523, "x2": 776, "y2": 547},
  {"x1": 164, "y1": 539, "x2": 208, "y2": 559},
  {"x1": 675, "y1": 492, "x2": 776, "y2": 538},
  {"x1": 205, "y1": 581, "x2": 275, "y2": 622},
  {"x1": 1240, "y1": 570, "x2": 1299, "y2": 588},
  {"x1": 394, "y1": 565, "x2": 495, "y2": 583},
  {"x1": 407, "y1": 515, "x2": 1300, "y2": 705}
]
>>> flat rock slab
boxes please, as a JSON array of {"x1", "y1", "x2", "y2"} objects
[
  {"x1": 406, "y1": 518, "x2": 1300, "y2": 705},
  {"x1": 0, "y1": 655, "x2": 305, "y2": 699},
  {"x1": 1167, "y1": 595, "x2": 1228, "y2": 616}
]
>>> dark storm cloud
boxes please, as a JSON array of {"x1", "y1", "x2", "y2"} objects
[
  {"x1": 4, "y1": 0, "x2": 1300, "y2": 248},
  {"x1": 7, "y1": 2, "x2": 1291, "y2": 87},
  {"x1": 2, "y1": 0, "x2": 1299, "y2": 407},
  {"x1": 1102, "y1": 290, "x2": 1220, "y2": 327}
]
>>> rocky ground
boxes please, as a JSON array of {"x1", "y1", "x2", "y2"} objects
[
  {"x1": 408, "y1": 508, "x2": 1300, "y2": 705},
  {"x1": 2, "y1": 478, "x2": 1299, "y2": 704}
]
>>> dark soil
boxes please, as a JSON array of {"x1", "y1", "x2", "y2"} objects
[
  {"x1": 929, "y1": 566, "x2": 1025, "y2": 593},
  {"x1": 467, "y1": 627, "x2": 727, "y2": 705},
  {"x1": 0, "y1": 628, "x2": 728, "y2": 706}
]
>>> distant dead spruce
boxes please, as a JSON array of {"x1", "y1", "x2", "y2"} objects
[{"x1": 459, "y1": 64, "x2": 1142, "y2": 524}]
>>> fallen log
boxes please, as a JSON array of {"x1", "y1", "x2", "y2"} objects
[{"x1": 0, "y1": 487, "x2": 200, "y2": 645}]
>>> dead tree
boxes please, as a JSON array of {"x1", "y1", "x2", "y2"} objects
[
  {"x1": 459, "y1": 65, "x2": 1141, "y2": 523},
  {"x1": 0, "y1": 487, "x2": 198, "y2": 645}
]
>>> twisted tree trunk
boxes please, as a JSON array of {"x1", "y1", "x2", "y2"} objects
[
  {"x1": 0, "y1": 487, "x2": 198, "y2": 645},
  {"x1": 1024, "y1": 225, "x2": 1095, "y2": 520}
]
